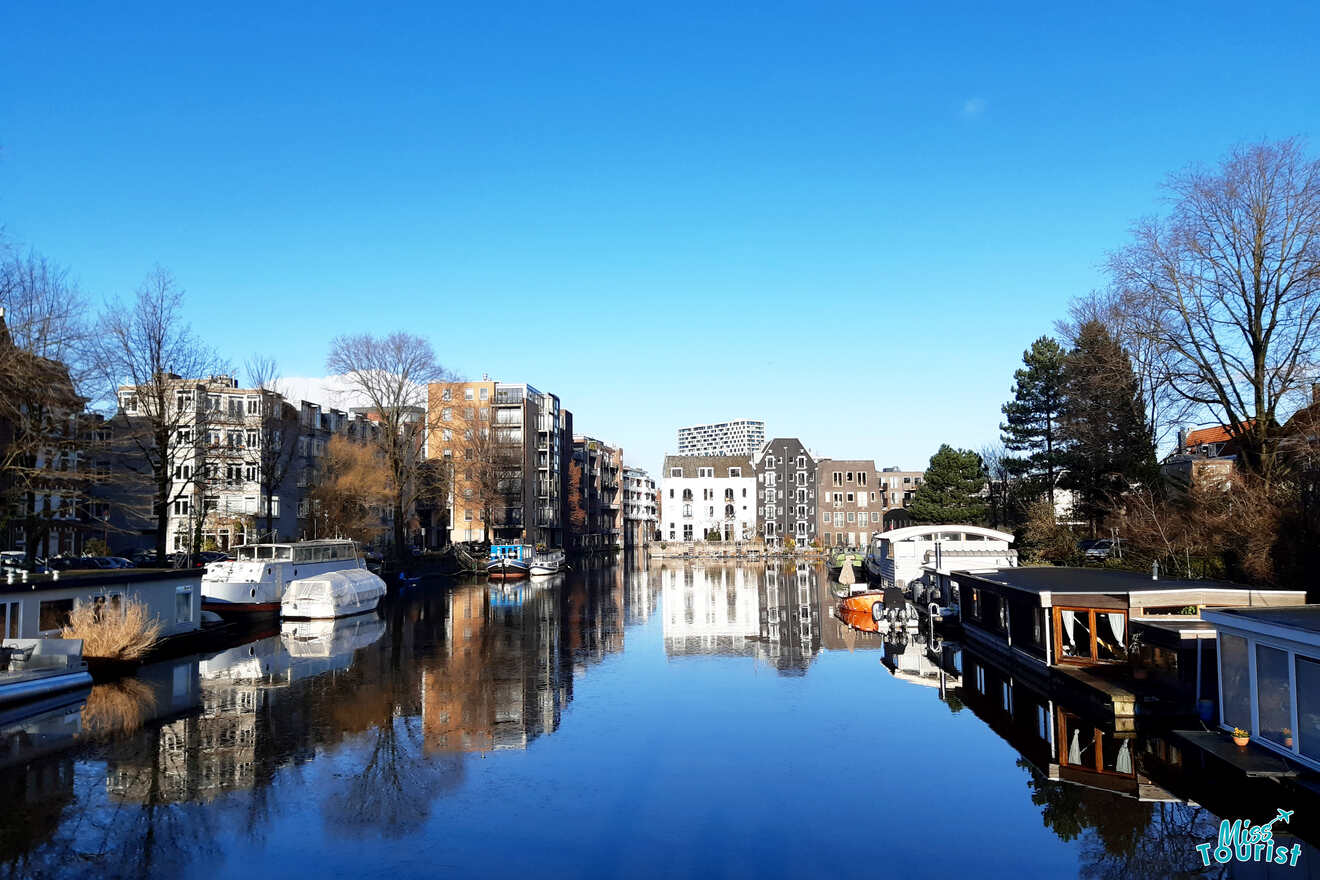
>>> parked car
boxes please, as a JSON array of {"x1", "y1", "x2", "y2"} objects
[
  {"x1": 43, "y1": 557, "x2": 81, "y2": 571},
  {"x1": 196, "y1": 551, "x2": 229, "y2": 565},
  {"x1": 1084, "y1": 538, "x2": 1122, "y2": 559}
]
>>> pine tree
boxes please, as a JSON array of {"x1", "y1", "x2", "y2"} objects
[
  {"x1": 909, "y1": 445, "x2": 988, "y2": 524},
  {"x1": 1057, "y1": 321, "x2": 1157, "y2": 532},
  {"x1": 1000, "y1": 336, "x2": 1066, "y2": 506}
]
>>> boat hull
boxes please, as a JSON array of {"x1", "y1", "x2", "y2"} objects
[
  {"x1": 202, "y1": 599, "x2": 280, "y2": 615},
  {"x1": 488, "y1": 564, "x2": 529, "y2": 580},
  {"x1": 280, "y1": 596, "x2": 381, "y2": 620}
]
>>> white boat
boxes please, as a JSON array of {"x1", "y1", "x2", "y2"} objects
[
  {"x1": 280, "y1": 568, "x2": 386, "y2": 619},
  {"x1": 864, "y1": 526, "x2": 1018, "y2": 590},
  {"x1": 281, "y1": 614, "x2": 387, "y2": 657},
  {"x1": 202, "y1": 539, "x2": 365, "y2": 615},
  {"x1": 529, "y1": 549, "x2": 565, "y2": 575}
]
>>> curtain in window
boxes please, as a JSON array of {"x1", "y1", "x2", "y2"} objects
[
  {"x1": 1060, "y1": 610, "x2": 1076, "y2": 648},
  {"x1": 1068, "y1": 728, "x2": 1081, "y2": 765},
  {"x1": 1106, "y1": 613, "x2": 1125, "y2": 644}
]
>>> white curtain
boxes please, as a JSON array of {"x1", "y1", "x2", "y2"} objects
[
  {"x1": 1068, "y1": 728, "x2": 1081, "y2": 765},
  {"x1": 1060, "y1": 610, "x2": 1077, "y2": 648},
  {"x1": 1115, "y1": 739, "x2": 1132, "y2": 775},
  {"x1": 1107, "y1": 613, "x2": 1126, "y2": 644}
]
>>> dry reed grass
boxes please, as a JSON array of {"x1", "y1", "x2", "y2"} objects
[{"x1": 60, "y1": 597, "x2": 162, "y2": 660}]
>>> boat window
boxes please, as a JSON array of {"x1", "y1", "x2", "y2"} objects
[
  {"x1": 1256, "y1": 644, "x2": 1292, "y2": 747},
  {"x1": 274, "y1": 546, "x2": 291, "y2": 560},
  {"x1": 237, "y1": 547, "x2": 255, "y2": 560},
  {"x1": 1296, "y1": 656, "x2": 1320, "y2": 761},
  {"x1": 314, "y1": 547, "x2": 330, "y2": 562},
  {"x1": 294, "y1": 548, "x2": 311, "y2": 563},
  {"x1": 1219, "y1": 633, "x2": 1251, "y2": 730},
  {"x1": 257, "y1": 546, "x2": 274, "y2": 560}
]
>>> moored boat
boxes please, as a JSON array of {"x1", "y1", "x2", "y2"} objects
[
  {"x1": 487, "y1": 544, "x2": 532, "y2": 579},
  {"x1": 202, "y1": 539, "x2": 365, "y2": 615},
  {"x1": 280, "y1": 568, "x2": 386, "y2": 619},
  {"x1": 827, "y1": 548, "x2": 866, "y2": 581},
  {"x1": 839, "y1": 587, "x2": 919, "y2": 625},
  {"x1": 529, "y1": 548, "x2": 566, "y2": 575}
]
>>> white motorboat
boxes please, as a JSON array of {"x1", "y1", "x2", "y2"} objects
[
  {"x1": 280, "y1": 568, "x2": 386, "y2": 619},
  {"x1": 202, "y1": 539, "x2": 365, "y2": 615},
  {"x1": 529, "y1": 549, "x2": 566, "y2": 575}
]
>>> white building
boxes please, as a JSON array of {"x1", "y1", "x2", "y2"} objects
[
  {"x1": 676, "y1": 420, "x2": 765, "y2": 457},
  {"x1": 660, "y1": 455, "x2": 756, "y2": 542},
  {"x1": 622, "y1": 466, "x2": 658, "y2": 548}
]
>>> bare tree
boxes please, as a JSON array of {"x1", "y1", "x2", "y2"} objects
[
  {"x1": 326, "y1": 333, "x2": 449, "y2": 558},
  {"x1": 1108, "y1": 139, "x2": 1320, "y2": 483},
  {"x1": 245, "y1": 356, "x2": 299, "y2": 541},
  {"x1": 0, "y1": 251, "x2": 102, "y2": 560},
  {"x1": 94, "y1": 268, "x2": 228, "y2": 561},
  {"x1": 980, "y1": 441, "x2": 1014, "y2": 528},
  {"x1": 306, "y1": 434, "x2": 391, "y2": 545}
]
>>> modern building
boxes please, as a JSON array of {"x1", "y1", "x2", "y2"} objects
[
  {"x1": 815, "y1": 459, "x2": 884, "y2": 548},
  {"x1": 427, "y1": 380, "x2": 570, "y2": 548},
  {"x1": 676, "y1": 419, "x2": 765, "y2": 457},
  {"x1": 621, "y1": 466, "x2": 657, "y2": 549},
  {"x1": 571, "y1": 435, "x2": 623, "y2": 551},
  {"x1": 754, "y1": 438, "x2": 817, "y2": 547},
  {"x1": 660, "y1": 455, "x2": 756, "y2": 542}
]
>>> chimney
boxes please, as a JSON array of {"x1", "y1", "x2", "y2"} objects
[{"x1": 1151, "y1": 561, "x2": 1159, "y2": 581}]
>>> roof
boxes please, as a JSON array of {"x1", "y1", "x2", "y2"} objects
[
  {"x1": 878, "y1": 525, "x2": 1015, "y2": 544},
  {"x1": 661, "y1": 454, "x2": 754, "y2": 479},
  {"x1": 1184, "y1": 422, "x2": 1253, "y2": 450},
  {"x1": 1203, "y1": 606, "x2": 1320, "y2": 642},
  {"x1": 961, "y1": 566, "x2": 1291, "y2": 596}
]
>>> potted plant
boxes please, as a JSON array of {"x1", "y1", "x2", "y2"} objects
[
  {"x1": 1284, "y1": 728, "x2": 1294, "y2": 748},
  {"x1": 1232, "y1": 727, "x2": 1250, "y2": 747}
]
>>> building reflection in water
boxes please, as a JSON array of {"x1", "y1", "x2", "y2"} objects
[
  {"x1": 866, "y1": 624, "x2": 1320, "y2": 870},
  {"x1": 659, "y1": 562, "x2": 822, "y2": 674}
]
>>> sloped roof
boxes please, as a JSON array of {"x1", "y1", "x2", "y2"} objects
[
  {"x1": 1184, "y1": 423, "x2": 1252, "y2": 449},
  {"x1": 661, "y1": 454, "x2": 754, "y2": 479}
]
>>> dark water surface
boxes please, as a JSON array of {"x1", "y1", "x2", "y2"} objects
[{"x1": 0, "y1": 559, "x2": 1315, "y2": 879}]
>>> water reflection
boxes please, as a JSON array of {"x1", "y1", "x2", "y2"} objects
[{"x1": 658, "y1": 561, "x2": 821, "y2": 673}]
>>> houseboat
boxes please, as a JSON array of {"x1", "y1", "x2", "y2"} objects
[
  {"x1": 864, "y1": 525, "x2": 1017, "y2": 589},
  {"x1": 0, "y1": 639, "x2": 92, "y2": 707},
  {"x1": 827, "y1": 548, "x2": 866, "y2": 582},
  {"x1": 529, "y1": 548, "x2": 566, "y2": 576},
  {"x1": 280, "y1": 568, "x2": 386, "y2": 619},
  {"x1": 202, "y1": 539, "x2": 364, "y2": 615},
  {"x1": 487, "y1": 544, "x2": 532, "y2": 579},
  {"x1": 1203, "y1": 606, "x2": 1320, "y2": 770},
  {"x1": 956, "y1": 567, "x2": 1305, "y2": 715}
]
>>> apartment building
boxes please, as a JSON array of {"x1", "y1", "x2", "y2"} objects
[
  {"x1": 816, "y1": 459, "x2": 885, "y2": 548},
  {"x1": 427, "y1": 379, "x2": 573, "y2": 548},
  {"x1": 878, "y1": 467, "x2": 924, "y2": 530},
  {"x1": 754, "y1": 438, "x2": 817, "y2": 547},
  {"x1": 660, "y1": 455, "x2": 756, "y2": 542},
  {"x1": 571, "y1": 436, "x2": 623, "y2": 551},
  {"x1": 676, "y1": 419, "x2": 765, "y2": 457},
  {"x1": 621, "y1": 466, "x2": 657, "y2": 549}
]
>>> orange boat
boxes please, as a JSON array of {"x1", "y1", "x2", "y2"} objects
[
  {"x1": 838, "y1": 606, "x2": 880, "y2": 633},
  {"x1": 838, "y1": 587, "x2": 911, "y2": 623}
]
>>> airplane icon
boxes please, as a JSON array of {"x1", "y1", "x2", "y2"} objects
[{"x1": 1263, "y1": 809, "x2": 1294, "y2": 831}]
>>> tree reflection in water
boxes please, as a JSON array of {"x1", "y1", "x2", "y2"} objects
[{"x1": 1022, "y1": 760, "x2": 1228, "y2": 879}]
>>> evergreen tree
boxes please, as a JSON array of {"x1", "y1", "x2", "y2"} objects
[
  {"x1": 1000, "y1": 336, "x2": 1066, "y2": 505},
  {"x1": 1057, "y1": 321, "x2": 1157, "y2": 532},
  {"x1": 909, "y1": 445, "x2": 988, "y2": 524}
]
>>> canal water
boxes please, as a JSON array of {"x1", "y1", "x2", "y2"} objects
[{"x1": 0, "y1": 560, "x2": 1314, "y2": 879}]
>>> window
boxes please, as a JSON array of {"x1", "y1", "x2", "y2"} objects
[
  {"x1": 39, "y1": 598, "x2": 74, "y2": 633},
  {"x1": 246, "y1": 429, "x2": 258, "y2": 447},
  {"x1": 682, "y1": 504, "x2": 693, "y2": 517},
  {"x1": 464, "y1": 388, "x2": 474, "y2": 400},
  {"x1": 1055, "y1": 608, "x2": 1127, "y2": 664},
  {"x1": 858, "y1": 472, "x2": 867, "y2": 487},
  {"x1": 176, "y1": 586, "x2": 193, "y2": 624},
  {"x1": 479, "y1": 387, "x2": 488, "y2": 401},
  {"x1": 173, "y1": 499, "x2": 190, "y2": 515},
  {"x1": 670, "y1": 468, "x2": 682, "y2": 478},
  {"x1": 698, "y1": 467, "x2": 713, "y2": 478},
  {"x1": 764, "y1": 456, "x2": 774, "y2": 468},
  {"x1": 728, "y1": 467, "x2": 741, "y2": 478},
  {"x1": 1296, "y1": 657, "x2": 1320, "y2": 761},
  {"x1": 1257, "y1": 645, "x2": 1292, "y2": 747},
  {"x1": 682, "y1": 524, "x2": 693, "y2": 541},
  {"x1": 846, "y1": 492, "x2": 854, "y2": 502},
  {"x1": 797, "y1": 456, "x2": 805, "y2": 468}
]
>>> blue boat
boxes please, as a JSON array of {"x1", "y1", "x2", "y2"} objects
[{"x1": 486, "y1": 544, "x2": 532, "y2": 579}]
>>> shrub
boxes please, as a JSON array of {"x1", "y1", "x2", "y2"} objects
[{"x1": 61, "y1": 596, "x2": 162, "y2": 660}]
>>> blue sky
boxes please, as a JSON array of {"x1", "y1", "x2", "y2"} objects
[{"x1": 3, "y1": 1, "x2": 1318, "y2": 473}]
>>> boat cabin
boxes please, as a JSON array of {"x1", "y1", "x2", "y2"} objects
[
  {"x1": 867, "y1": 525, "x2": 1017, "y2": 589},
  {"x1": 1203, "y1": 606, "x2": 1320, "y2": 770},
  {"x1": 958, "y1": 567, "x2": 1306, "y2": 677},
  {"x1": 234, "y1": 540, "x2": 357, "y2": 564},
  {"x1": 489, "y1": 544, "x2": 532, "y2": 563}
]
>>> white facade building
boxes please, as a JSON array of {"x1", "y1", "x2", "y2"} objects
[
  {"x1": 676, "y1": 420, "x2": 765, "y2": 457},
  {"x1": 660, "y1": 455, "x2": 756, "y2": 542}
]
